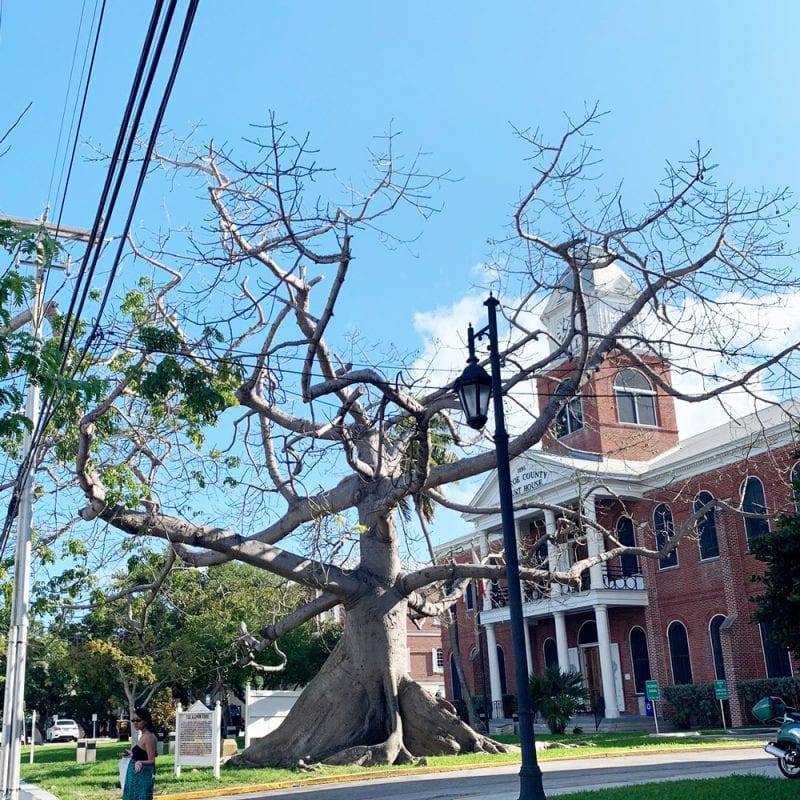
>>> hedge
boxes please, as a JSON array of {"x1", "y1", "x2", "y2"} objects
[
  {"x1": 735, "y1": 677, "x2": 800, "y2": 722},
  {"x1": 663, "y1": 683, "x2": 721, "y2": 729}
]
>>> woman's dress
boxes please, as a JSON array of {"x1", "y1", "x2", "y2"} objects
[{"x1": 122, "y1": 743, "x2": 155, "y2": 800}]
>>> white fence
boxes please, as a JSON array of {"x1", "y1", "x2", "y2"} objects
[{"x1": 244, "y1": 687, "x2": 301, "y2": 748}]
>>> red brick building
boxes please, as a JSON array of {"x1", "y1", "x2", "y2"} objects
[
  {"x1": 407, "y1": 615, "x2": 446, "y2": 696},
  {"x1": 436, "y1": 262, "x2": 799, "y2": 725}
]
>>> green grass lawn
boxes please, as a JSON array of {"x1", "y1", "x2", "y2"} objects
[
  {"x1": 17, "y1": 733, "x2": 774, "y2": 800},
  {"x1": 557, "y1": 775, "x2": 797, "y2": 800}
]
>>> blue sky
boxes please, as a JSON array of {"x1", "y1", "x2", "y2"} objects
[{"x1": 2, "y1": 1, "x2": 800, "y2": 551}]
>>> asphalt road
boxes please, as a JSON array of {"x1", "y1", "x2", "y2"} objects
[{"x1": 198, "y1": 746, "x2": 777, "y2": 800}]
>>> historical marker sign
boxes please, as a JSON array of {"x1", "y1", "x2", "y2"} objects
[
  {"x1": 174, "y1": 700, "x2": 221, "y2": 779},
  {"x1": 645, "y1": 680, "x2": 660, "y2": 701}
]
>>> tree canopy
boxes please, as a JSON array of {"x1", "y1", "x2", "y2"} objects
[{"x1": 750, "y1": 510, "x2": 800, "y2": 659}]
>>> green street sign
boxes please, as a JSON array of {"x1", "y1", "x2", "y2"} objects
[
  {"x1": 714, "y1": 680, "x2": 728, "y2": 700},
  {"x1": 645, "y1": 680, "x2": 660, "y2": 701}
]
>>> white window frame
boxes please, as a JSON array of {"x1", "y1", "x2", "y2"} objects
[{"x1": 614, "y1": 368, "x2": 657, "y2": 426}]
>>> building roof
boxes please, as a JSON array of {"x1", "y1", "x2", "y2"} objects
[{"x1": 451, "y1": 399, "x2": 800, "y2": 539}]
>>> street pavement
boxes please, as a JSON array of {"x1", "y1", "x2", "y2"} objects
[{"x1": 179, "y1": 746, "x2": 776, "y2": 800}]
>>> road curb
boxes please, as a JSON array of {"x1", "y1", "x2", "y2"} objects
[{"x1": 156, "y1": 742, "x2": 763, "y2": 800}]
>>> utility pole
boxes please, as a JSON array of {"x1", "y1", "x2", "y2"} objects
[{"x1": 0, "y1": 216, "x2": 92, "y2": 800}]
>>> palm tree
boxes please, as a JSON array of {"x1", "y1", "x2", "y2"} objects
[{"x1": 529, "y1": 665, "x2": 587, "y2": 734}]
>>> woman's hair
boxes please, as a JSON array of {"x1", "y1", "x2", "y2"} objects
[{"x1": 134, "y1": 707, "x2": 155, "y2": 733}]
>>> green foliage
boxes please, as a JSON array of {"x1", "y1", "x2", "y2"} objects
[
  {"x1": 529, "y1": 665, "x2": 587, "y2": 734},
  {"x1": 100, "y1": 463, "x2": 150, "y2": 509},
  {"x1": 398, "y1": 412, "x2": 457, "y2": 523},
  {"x1": 120, "y1": 287, "x2": 150, "y2": 325},
  {"x1": 735, "y1": 677, "x2": 800, "y2": 721},
  {"x1": 131, "y1": 346, "x2": 243, "y2": 442},
  {"x1": 146, "y1": 687, "x2": 176, "y2": 736},
  {"x1": 138, "y1": 325, "x2": 182, "y2": 354},
  {"x1": 23, "y1": 628, "x2": 78, "y2": 728},
  {"x1": 166, "y1": 560, "x2": 341, "y2": 696},
  {"x1": 749, "y1": 512, "x2": 800, "y2": 658},
  {"x1": 0, "y1": 222, "x2": 107, "y2": 451},
  {"x1": 57, "y1": 551, "x2": 342, "y2": 718},
  {"x1": 0, "y1": 219, "x2": 61, "y2": 266},
  {"x1": 662, "y1": 683, "x2": 721, "y2": 729}
]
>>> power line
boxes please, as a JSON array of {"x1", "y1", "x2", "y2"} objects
[
  {"x1": 81, "y1": 327, "x2": 800, "y2": 400},
  {"x1": 0, "y1": 0, "x2": 200, "y2": 556},
  {"x1": 45, "y1": 0, "x2": 96, "y2": 210}
]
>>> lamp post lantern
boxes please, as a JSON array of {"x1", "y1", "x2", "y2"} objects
[{"x1": 455, "y1": 296, "x2": 546, "y2": 800}]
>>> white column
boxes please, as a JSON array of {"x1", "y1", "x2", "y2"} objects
[
  {"x1": 584, "y1": 492, "x2": 604, "y2": 590},
  {"x1": 523, "y1": 620, "x2": 533, "y2": 677},
  {"x1": 516, "y1": 518, "x2": 533, "y2": 679},
  {"x1": 544, "y1": 509, "x2": 560, "y2": 598},
  {"x1": 554, "y1": 611, "x2": 569, "y2": 673},
  {"x1": 484, "y1": 622, "x2": 504, "y2": 718},
  {"x1": 594, "y1": 604, "x2": 620, "y2": 718},
  {"x1": 480, "y1": 532, "x2": 492, "y2": 613}
]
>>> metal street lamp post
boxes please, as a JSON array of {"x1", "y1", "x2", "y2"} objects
[{"x1": 454, "y1": 295, "x2": 546, "y2": 800}]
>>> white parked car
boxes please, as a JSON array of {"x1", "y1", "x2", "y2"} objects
[{"x1": 46, "y1": 718, "x2": 80, "y2": 742}]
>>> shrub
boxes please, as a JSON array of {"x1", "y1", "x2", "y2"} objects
[
  {"x1": 736, "y1": 677, "x2": 800, "y2": 722},
  {"x1": 662, "y1": 684, "x2": 720, "y2": 729},
  {"x1": 529, "y1": 665, "x2": 587, "y2": 734}
]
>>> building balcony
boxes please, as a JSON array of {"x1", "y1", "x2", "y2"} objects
[{"x1": 481, "y1": 565, "x2": 648, "y2": 625}]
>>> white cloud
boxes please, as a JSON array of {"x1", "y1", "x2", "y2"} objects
[
  {"x1": 412, "y1": 293, "x2": 487, "y2": 378},
  {"x1": 665, "y1": 288, "x2": 800, "y2": 438},
  {"x1": 409, "y1": 279, "x2": 800, "y2": 503}
]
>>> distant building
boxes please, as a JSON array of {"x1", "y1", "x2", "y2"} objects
[
  {"x1": 407, "y1": 615, "x2": 446, "y2": 697},
  {"x1": 437, "y1": 260, "x2": 799, "y2": 725},
  {"x1": 324, "y1": 585, "x2": 446, "y2": 696}
]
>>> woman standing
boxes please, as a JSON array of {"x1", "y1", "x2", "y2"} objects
[{"x1": 122, "y1": 708, "x2": 157, "y2": 800}]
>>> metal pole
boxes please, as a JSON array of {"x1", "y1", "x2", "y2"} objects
[
  {"x1": 653, "y1": 700, "x2": 659, "y2": 734},
  {"x1": 28, "y1": 710, "x2": 35, "y2": 764},
  {"x1": 0, "y1": 251, "x2": 44, "y2": 800},
  {"x1": 484, "y1": 296, "x2": 546, "y2": 800}
]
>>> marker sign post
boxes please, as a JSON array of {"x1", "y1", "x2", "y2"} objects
[
  {"x1": 174, "y1": 700, "x2": 221, "y2": 779},
  {"x1": 714, "y1": 680, "x2": 728, "y2": 729},
  {"x1": 645, "y1": 680, "x2": 660, "y2": 734}
]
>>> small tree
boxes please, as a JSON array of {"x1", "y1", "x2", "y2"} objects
[
  {"x1": 750, "y1": 512, "x2": 800, "y2": 659},
  {"x1": 529, "y1": 665, "x2": 587, "y2": 734}
]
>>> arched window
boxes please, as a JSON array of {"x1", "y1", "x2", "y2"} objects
[
  {"x1": 449, "y1": 654, "x2": 462, "y2": 701},
  {"x1": 554, "y1": 389, "x2": 584, "y2": 438},
  {"x1": 616, "y1": 516, "x2": 639, "y2": 576},
  {"x1": 614, "y1": 368, "x2": 657, "y2": 426},
  {"x1": 760, "y1": 621, "x2": 792, "y2": 678},
  {"x1": 694, "y1": 491, "x2": 719, "y2": 560},
  {"x1": 742, "y1": 476, "x2": 769, "y2": 544},
  {"x1": 578, "y1": 620, "x2": 598, "y2": 645},
  {"x1": 543, "y1": 638, "x2": 558, "y2": 668},
  {"x1": 465, "y1": 583, "x2": 474, "y2": 611},
  {"x1": 709, "y1": 615, "x2": 726, "y2": 680},
  {"x1": 629, "y1": 627, "x2": 652, "y2": 694},
  {"x1": 654, "y1": 503, "x2": 678, "y2": 569},
  {"x1": 496, "y1": 646, "x2": 508, "y2": 695},
  {"x1": 792, "y1": 462, "x2": 800, "y2": 511},
  {"x1": 667, "y1": 621, "x2": 693, "y2": 684}
]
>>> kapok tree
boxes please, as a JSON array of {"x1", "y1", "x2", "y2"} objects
[{"x1": 66, "y1": 110, "x2": 799, "y2": 767}]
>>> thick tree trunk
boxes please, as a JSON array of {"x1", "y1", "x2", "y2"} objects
[{"x1": 231, "y1": 590, "x2": 513, "y2": 768}]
